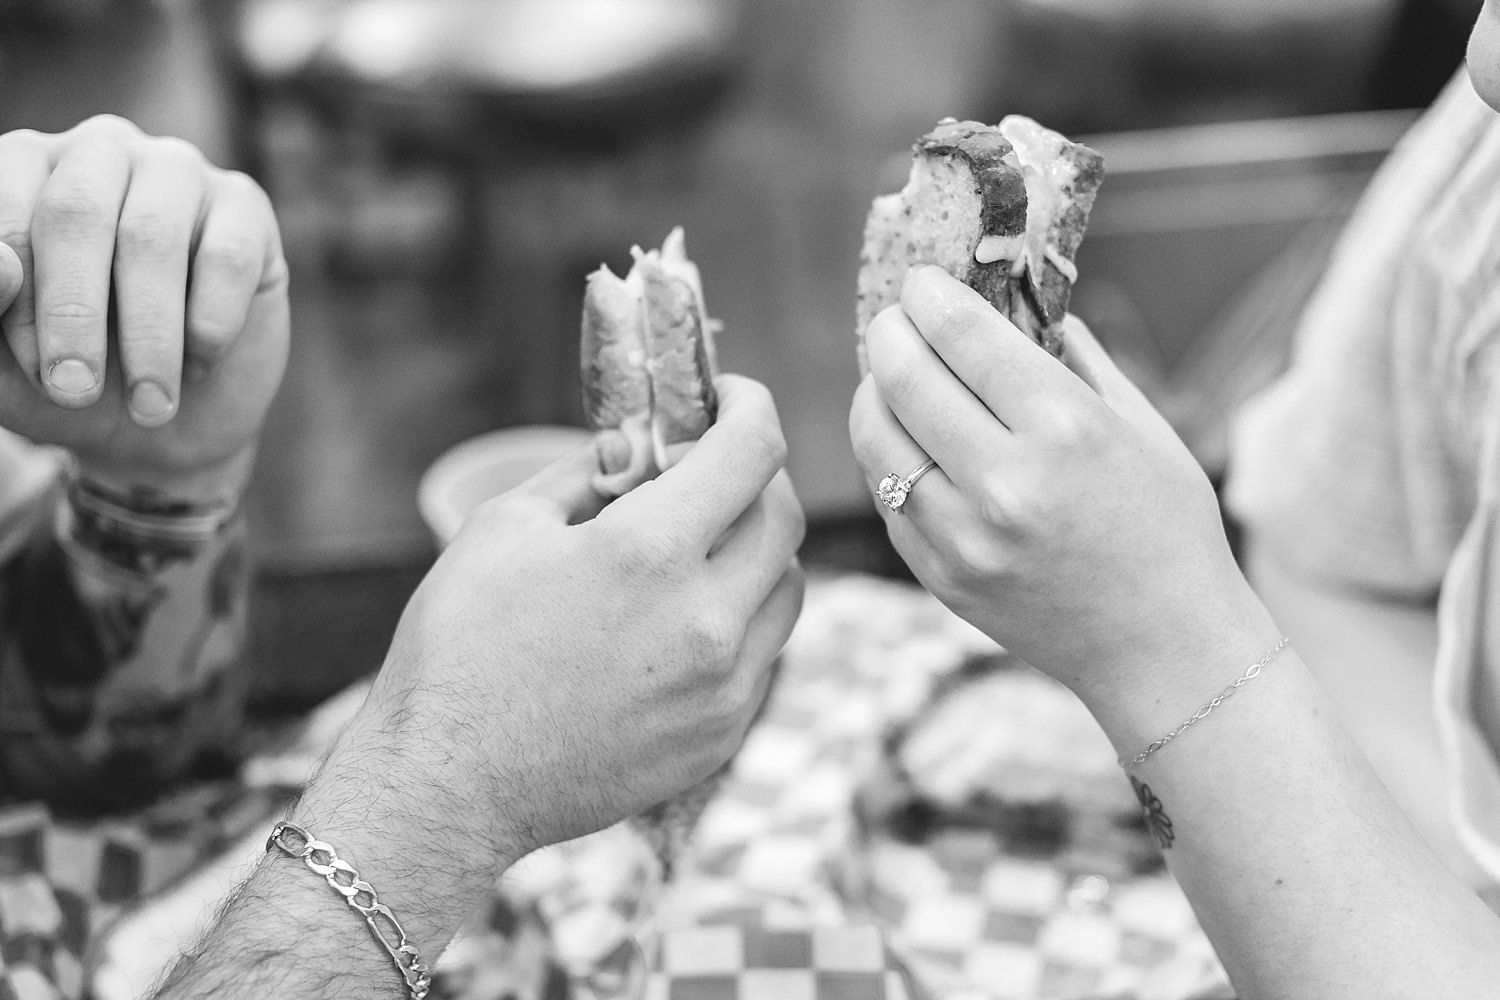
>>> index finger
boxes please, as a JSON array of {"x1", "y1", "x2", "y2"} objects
[
  {"x1": 625, "y1": 374, "x2": 788, "y2": 547},
  {"x1": 899, "y1": 265, "x2": 1081, "y2": 429}
]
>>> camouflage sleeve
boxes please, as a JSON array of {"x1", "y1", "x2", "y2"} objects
[{"x1": 0, "y1": 473, "x2": 251, "y2": 813}]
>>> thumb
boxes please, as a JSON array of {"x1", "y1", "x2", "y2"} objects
[
  {"x1": 0, "y1": 242, "x2": 21, "y2": 317},
  {"x1": 471, "y1": 443, "x2": 610, "y2": 534},
  {"x1": 1062, "y1": 315, "x2": 1181, "y2": 443}
]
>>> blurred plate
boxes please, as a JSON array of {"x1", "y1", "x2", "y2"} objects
[{"x1": 419, "y1": 425, "x2": 593, "y2": 548}]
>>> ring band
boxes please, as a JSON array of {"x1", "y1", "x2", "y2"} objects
[{"x1": 877, "y1": 459, "x2": 937, "y2": 512}]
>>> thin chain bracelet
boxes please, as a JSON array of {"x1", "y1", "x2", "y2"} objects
[
  {"x1": 1118, "y1": 637, "x2": 1292, "y2": 768},
  {"x1": 267, "y1": 822, "x2": 433, "y2": 1000}
]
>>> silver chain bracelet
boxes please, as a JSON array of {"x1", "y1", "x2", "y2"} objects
[
  {"x1": 1118, "y1": 637, "x2": 1292, "y2": 768},
  {"x1": 267, "y1": 822, "x2": 433, "y2": 1000}
]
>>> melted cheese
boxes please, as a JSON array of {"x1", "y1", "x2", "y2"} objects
[{"x1": 988, "y1": 115, "x2": 1079, "y2": 285}]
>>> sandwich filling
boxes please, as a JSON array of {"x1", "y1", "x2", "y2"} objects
[
  {"x1": 977, "y1": 115, "x2": 1080, "y2": 286},
  {"x1": 855, "y1": 115, "x2": 1103, "y2": 366},
  {"x1": 581, "y1": 228, "x2": 718, "y2": 496}
]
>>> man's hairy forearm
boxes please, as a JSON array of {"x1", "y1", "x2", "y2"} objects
[
  {"x1": 153, "y1": 860, "x2": 392, "y2": 1000},
  {"x1": 154, "y1": 725, "x2": 527, "y2": 1000}
]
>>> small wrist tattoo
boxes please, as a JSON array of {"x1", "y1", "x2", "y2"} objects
[{"x1": 1131, "y1": 776, "x2": 1175, "y2": 851}]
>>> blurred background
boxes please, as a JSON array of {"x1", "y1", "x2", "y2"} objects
[{"x1": 0, "y1": 0, "x2": 1483, "y2": 702}]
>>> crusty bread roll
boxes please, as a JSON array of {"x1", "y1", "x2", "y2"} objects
[
  {"x1": 857, "y1": 116, "x2": 1104, "y2": 366},
  {"x1": 581, "y1": 227, "x2": 719, "y2": 496}
]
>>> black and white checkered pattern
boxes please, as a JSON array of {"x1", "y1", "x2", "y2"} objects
[
  {"x1": 0, "y1": 785, "x2": 289, "y2": 1000},
  {"x1": 643, "y1": 916, "x2": 920, "y2": 1000},
  {"x1": 2, "y1": 576, "x2": 1231, "y2": 1000}
]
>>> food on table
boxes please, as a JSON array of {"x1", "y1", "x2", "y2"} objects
[
  {"x1": 859, "y1": 657, "x2": 1160, "y2": 877},
  {"x1": 856, "y1": 115, "x2": 1104, "y2": 365},
  {"x1": 581, "y1": 226, "x2": 718, "y2": 497}
]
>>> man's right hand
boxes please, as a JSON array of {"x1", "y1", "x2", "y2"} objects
[{"x1": 319, "y1": 374, "x2": 806, "y2": 859}]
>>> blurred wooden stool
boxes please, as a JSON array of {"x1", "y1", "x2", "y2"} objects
[{"x1": 218, "y1": 0, "x2": 743, "y2": 421}]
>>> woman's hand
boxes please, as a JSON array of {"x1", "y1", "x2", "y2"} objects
[
  {"x1": 849, "y1": 267, "x2": 1275, "y2": 712},
  {"x1": 326, "y1": 375, "x2": 807, "y2": 858},
  {"x1": 0, "y1": 115, "x2": 289, "y2": 496}
]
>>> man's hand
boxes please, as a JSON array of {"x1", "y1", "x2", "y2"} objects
[
  {"x1": 0, "y1": 115, "x2": 289, "y2": 496},
  {"x1": 145, "y1": 375, "x2": 805, "y2": 1000},
  {"x1": 849, "y1": 267, "x2": 1275, "y2": 712},
  {"x1": 322, "y1": 374, "x2": 806, "y2": 859}
]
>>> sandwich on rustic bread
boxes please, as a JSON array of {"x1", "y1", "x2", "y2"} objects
[{"x1": 856, "y1": 115, "x2": 1104, "y2": 365}]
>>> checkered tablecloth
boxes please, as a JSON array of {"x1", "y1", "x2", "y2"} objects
[
  {"x1": 673, "y1": 577, "x2": 1230, "y2": 1000},
  {"x1": 0, "y1": 575, "x2": 1230, "y2": 1000},
  {"x1": 0, "y1": 784, "x2": 294, "y2": 1000}
]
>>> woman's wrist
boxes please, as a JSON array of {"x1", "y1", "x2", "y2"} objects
[{"x1": 1070, "y1": 586, "x2": 1286, "y2": 757}]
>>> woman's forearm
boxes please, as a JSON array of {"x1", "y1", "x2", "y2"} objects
[
  {"x1": 1088, "y1": 640, "x2": 1500, "y2": 1000},
  {"x1": 1243, "y1": 538, "x2": 1485, "y2": 885},
  {"x1": 0, "y1": 452, "x2": 253, "y2": 809}
]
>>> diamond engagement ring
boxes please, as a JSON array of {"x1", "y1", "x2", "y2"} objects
[{"x1": 877, "y1": 459, "x2": 938, "y2": 512}]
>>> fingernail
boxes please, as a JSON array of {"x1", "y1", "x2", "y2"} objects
[
  {"x1": 47, "y1": 358, "x2": 99, "y2": 397},
  {"x1": 183, "y1": 358, "x2": 210, "y2": 383},
  {"x1": 129, "y1": 380, "x2": 177, "y2": 424}
]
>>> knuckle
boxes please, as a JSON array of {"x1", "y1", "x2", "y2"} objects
[
  {"x1": 952, "y1": 539, "x2": 1009, "y2": 584},
  {"x1": 77, "y1": 114, "x2": 140, "y2": 139},
  {"x1": 977, "y1": 473, "x2": 1032, "y2": 529},
  {"x1": 711, "y1": 677, "x2": 757, "y2": 735},
  {"x1": 863, "y1": 307, "x2": 904, "y2": 364},
  {"x1": 0, "y1": 129, "x2": 46, "y2": 157},
  {"x1": 119, "y1": 329, "x2": 177, "y2": 358},
  {"x1": 878, "y1": 355, "x2": 922, "y2": 408},
  {"x1": 44, "y1": 294, "x2": 105, "y2": 324},
  {"x1": 218, "y1": 169, "x2": 269, "y2": 200},
  {"x1": 741, "y1": 419, "x2": 787, "y2": 470},
  {"x1": 786, "y1": 500, "x2": 808, "y2": 551},
  {"x1": 116, "y1": 214, "x2": 183, "y2": 260},
  {"x1": 36, "y1": 189, "x2": 110, "y2": 233},
  {"x1": 467, "y1": 491, "x2": 551, "y2": 532},
  {"x1": 847, "y1": 418, "x2": 886, "y2": 473},
  {"x1": 187, "y1": 313, "x2": 243, "y2": 350},
  {"x1": 196, "y1": 239, "x2": 262, "y2": 283},
  {"x1": 1037, "y1": 403, "x2": 1102, "y2": 451},
  {"x1": 686, "y1": 608, "x2": 743, "y2": 674},
  {"x1": 928, "y1": 296, "x2": 987, "y2": 341},
  {"x1": 150, "y1": 135, "x2": 206, "y2": 166},
  {"x1": 611, "y1": 522, "x2": 689, "y2": 575},
  {"x1": 468, "y1": 492, "x2": 512, "y2": 523}
]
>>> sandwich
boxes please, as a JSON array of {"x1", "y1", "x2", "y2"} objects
[
  {"x1": 856, "y1": 115, "x2": 1104, "y2": 365},
  {"x1": 580, "y1": 227, "x2": 719, "y2": 496}
]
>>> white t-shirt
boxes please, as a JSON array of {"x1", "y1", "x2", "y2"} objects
[{"x1": 1229, "y1": 71, "x2": 1500, "y2": 880}]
